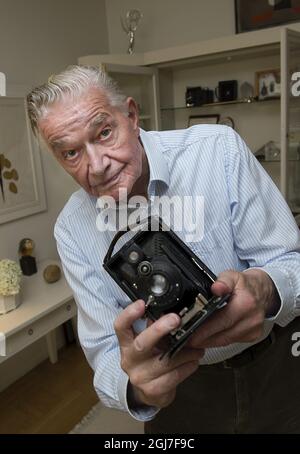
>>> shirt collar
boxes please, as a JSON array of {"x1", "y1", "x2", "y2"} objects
[{"x1": 139, "y1": 128, "x2": 170, "y2": 198}]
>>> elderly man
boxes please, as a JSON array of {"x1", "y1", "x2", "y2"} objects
[{"x1": 27, "y1": 65, "x2": 300, "y2": 434}]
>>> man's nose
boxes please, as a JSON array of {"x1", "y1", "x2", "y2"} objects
[{"x1": 86, "y1": 144, "x2": 110, "y2": 176}]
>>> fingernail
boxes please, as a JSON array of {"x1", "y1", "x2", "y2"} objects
[
  {"x1": 134, "y1": 300, "x2": 144, "y2": 312},
  {"x1": 166, "y1": 314, "x2": 179, "y2": 329}
]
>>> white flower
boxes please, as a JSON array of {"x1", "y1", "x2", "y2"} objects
[{"x1": 0, "y1": 259, "x2": 22, "y2": 296}]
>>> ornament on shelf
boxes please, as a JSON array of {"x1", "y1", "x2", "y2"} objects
[
  {"x1": 18, "y1": 238, "x2": 37, "y2": 276},
  {"x1": 43, "y1": 264, "x2": 61, "y2": 284}
]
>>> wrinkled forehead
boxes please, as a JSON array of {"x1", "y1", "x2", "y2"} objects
[
  {"x1": 41, "y1": 86, "x2": 111, "y2": 120},
  {"x1": 38, "y1": 87, "x2": 115, "y2": 144},
  {"x1": 39, "y1": 89, "x2": 118, "y2": 151}
]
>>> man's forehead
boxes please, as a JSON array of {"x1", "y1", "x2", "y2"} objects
[
  {"x1": 48, "y1": 87, "x2": 110, "y2": 115},
  {"x1": 89, "y1": 112, "x2": 110, "y2": 128},
  {"x1": 40, "y1": 89, "x2": 114, "y2": 145},
  {"x1": 47, "y1": 112, "x2": 110, "y2": 150}
]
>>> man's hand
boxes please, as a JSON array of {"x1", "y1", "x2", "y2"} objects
[
  {"x1": 187, "y1": 268, "x2": 281, "y2": 349},
  {"x1": 114, "y1": 300, "x2": 205, "y2": 409}
]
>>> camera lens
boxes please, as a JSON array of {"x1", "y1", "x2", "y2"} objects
[
  {"x1": 128, "y1": 251, "x2": 140, "y2": 263},
  {"x1": 138, "y1": 261, "x2": 152, "y2": 276},
  {"x1": 150, "y1": 274, "x2": 169, "y2": 296}
]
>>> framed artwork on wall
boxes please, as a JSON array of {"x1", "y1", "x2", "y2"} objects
[
  {"x1": 255, "y1": 68, "x2": 281, "y2": 99},
  {"x1": 235, "y1": 0, "x2": 300, "y2": 34},
  {"x1": 188, "y1": 114, "x2": 220, "y2": 127},
  {"x1": 0, "y1": 97, "x2": 47, "y2": 224}
]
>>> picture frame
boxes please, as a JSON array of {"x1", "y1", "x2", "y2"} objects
[
  {"x1": 188, "y1": 114, "x2": 220, "y2": 127},
  {"x1": 235, "y1": 0, "x2": 300, "y2": 34},
  {"x1": 255, "y1": 68, "x2": 281, "y2": 100},
  {"x1": 0, "y1": 97, "x2": 47, "y2": 224},
  {"x1": 218, "y1": 116, "x2": 235, "y2": 130}
]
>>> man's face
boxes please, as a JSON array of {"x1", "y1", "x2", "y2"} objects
[{"x1": 39, "y1": 87, "x2": 147, "y2": 200}]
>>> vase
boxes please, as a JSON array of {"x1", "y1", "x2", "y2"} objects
[{"x1": 0, "y1": 293, "x2": 21, "y2": 315}]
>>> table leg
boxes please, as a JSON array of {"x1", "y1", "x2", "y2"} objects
[
  {"x1": 46, "y1": 329, "x2": 58, "y2": 364},
  {"x1": 71, "y1": 316, "x2": 80, "y2": 346}
]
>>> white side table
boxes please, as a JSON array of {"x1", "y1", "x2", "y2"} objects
[{"x1": 0, "y1": 259, "x2": 77, "y2": 364}]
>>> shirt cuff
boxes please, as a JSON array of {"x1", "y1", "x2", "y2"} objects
[
  {"x1": 252, "y1": 266, "x2": 297, "y2": 327},
  {"x1": 117, "y1": 368, "x2": 159, "y2": 422}
]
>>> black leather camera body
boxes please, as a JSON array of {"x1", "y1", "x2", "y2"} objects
[
  {"x1": 103, "y1": 217, "x2": 229, "y2": 358},
  {"x1": 215, "y1": 80, "x2": 238, "y2": 102},
  {"x1": 185, "y1": 86, "x2": 214, "y2": 107}
]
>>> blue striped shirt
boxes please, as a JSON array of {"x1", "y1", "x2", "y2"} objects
[{"x1": 54, "y1": 125, "x2": 300, "y2": 421}]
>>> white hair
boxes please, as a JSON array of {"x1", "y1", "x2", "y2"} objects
[{"x1": 26, "y1": 65, "x2": 127, "y2": 136}]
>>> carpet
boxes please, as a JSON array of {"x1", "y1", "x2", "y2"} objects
[{"x1": 70, "y1": 402, "x2": 144, "y2": 434}]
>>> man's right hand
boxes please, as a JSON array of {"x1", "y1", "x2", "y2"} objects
[{"x1": 114, "y1": 299, "x2": 205, "y2": 409}]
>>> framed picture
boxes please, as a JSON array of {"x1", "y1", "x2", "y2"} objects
[
  {"x1": 0, "y1": 97, "x2": 47, "y2": 224},
  {"x1": 235, "y1": 0, "x2": 300, "y2": 34},
  {"x1": 218, "y1": 116, "x2": 235, "y2": 129},
  {"x1": 188, "y1": 114, "x2": 220, "y2": 127},
  {"x1": 255, "y1": 68, "x2": 281, "y2": 99}
]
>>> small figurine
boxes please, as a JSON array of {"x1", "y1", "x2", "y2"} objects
[{"x1": 18, "y1": 238, "x2": 37, "y2": 276}]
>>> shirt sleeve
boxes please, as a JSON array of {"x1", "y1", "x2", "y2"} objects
[
  {"x1": 54, "y1": 218, "x2": 158, "y2": 422},
  {"x1": 224, "y1": 127, "x2": 300, "y2": 326}
]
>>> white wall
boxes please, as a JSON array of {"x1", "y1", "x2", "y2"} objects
[
  {"x1": 0, "y1": 0, "x2": 109, "y2": 264},
  {"x1": 105, "y1": 0, "x2": 235, "y2": 53},
  {"x1": 0, "y1": 0, "x2": 109, "y2": 390},
  {"x1": 0, "y1": 0, "x2": 109, "y2": 88}
]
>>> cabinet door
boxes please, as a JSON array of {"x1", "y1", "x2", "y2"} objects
[
  {"x1": 101, "y1": 63, "x2": 161, "y2": 131},
  {"x1": 281, "y1": 28, "x2": 300, "y2": 213}
]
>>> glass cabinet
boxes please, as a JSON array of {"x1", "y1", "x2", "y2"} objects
[
  {"x1": 79, "y1": 25, "x2": 300, "y2": 212},
  {"x1": 283, "y1": 28, "x2": 300, "y2": 213}
]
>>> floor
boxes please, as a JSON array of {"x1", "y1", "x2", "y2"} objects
[{"x1": 0, "y1": 343, "x2": 99, "y2": 434}]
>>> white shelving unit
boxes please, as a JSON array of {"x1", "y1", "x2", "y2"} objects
[
  {"x1": 79, "y1": 61, "x2": 161, "y2": 131},
  {"x1": 79, "y1": 23, "x2": 300, "y2": 212}
]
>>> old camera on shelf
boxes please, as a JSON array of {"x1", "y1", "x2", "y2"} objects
[
  {"x1": 103, "y1": 217, "x2": 229, "y2": 358},
  {"x1": 185, "y1": 86, "x2": 214, "y2": 107}
]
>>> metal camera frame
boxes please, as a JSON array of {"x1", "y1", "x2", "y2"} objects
[{"x1": 103, "y1": 216, "x2": 229, "y2": 358}]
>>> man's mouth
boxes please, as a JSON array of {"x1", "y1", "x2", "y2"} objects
[{"x1": 103, "y1": 167, "x2": 124, "y2": 186}]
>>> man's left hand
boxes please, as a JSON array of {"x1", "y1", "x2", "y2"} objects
[{"x1": 187, "y1": 269, "x2": 281, "y2": 349}]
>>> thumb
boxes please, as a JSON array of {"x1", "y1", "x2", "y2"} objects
[
  {"x1": 114, "y1": 299, "x2": 145, "y2": 347},
  {"x1": 211, "y1": 270, "x2": 240, "y2": 297}
]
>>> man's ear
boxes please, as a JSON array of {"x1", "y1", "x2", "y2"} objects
[{"x1": 125, "y1": 97, "x2": 139, "y2": 133}]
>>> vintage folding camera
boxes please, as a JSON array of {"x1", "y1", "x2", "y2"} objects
[
  {"x1": 185, "y1": 86, "x2": 214, "y2": 107},
  {"x1": 103, "y1": 217, "x2": 229, "y2": 358}
]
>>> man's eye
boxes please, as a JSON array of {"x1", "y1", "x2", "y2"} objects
[
  {"x1": 63, "y1": 150, "x2": 78, "y2": 160},
  {"x1": 100, "y1": 128, "x2": 112, "y2": 139}
]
